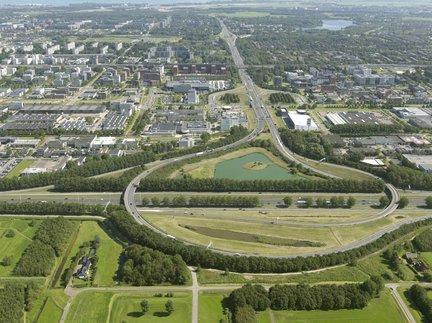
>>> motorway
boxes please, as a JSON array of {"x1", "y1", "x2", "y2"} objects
[{"x1": 121, "y1": 20, "x2": 414, "y2": 258}]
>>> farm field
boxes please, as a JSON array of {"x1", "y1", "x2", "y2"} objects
[
  {"x1": 0, "y1": 218, "x2": 41, "y2": 276},
  {"x1": 60, "y1": 221, "x2": 123, "y2": 288},
  {"x1": 109, "y1": 292, "x2": 192, "y2": 323},
  {"x1": 271, "y1": 290, "x2": 404, "y2": 323}
]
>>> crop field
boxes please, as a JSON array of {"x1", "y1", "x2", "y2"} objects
[
  {"x1": 60, "y1": 221, "x2": 123, "y2": 287},
  {"x1": 271, "y1": 290, "x2": 404, "y2": 323},
  {"x1": 170, "y1": 147, "x2": 310, "y2": 180},
  {"x1": 109, "y1": 292, "x2": 192, "y2": 323},
  {"x1": 0, "y1": 218, "x2": 41, "y2": 276}
]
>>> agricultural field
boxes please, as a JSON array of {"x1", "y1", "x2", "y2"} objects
[
  {"x1": 270, "y1": 290, "x2": 404, "y2": 323},
  {"x1": 60, "y1": 221, "x2": 124, "y2": 287},
  {"x1": 109, "y1": 292, "x2": 192, "y2": 323},
  {"x1": 0, "y1": 218, "x2": 41, "y2": 276}
]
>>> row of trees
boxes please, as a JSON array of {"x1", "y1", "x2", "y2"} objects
[
  {"x1": 269, "y1": 92, "x2": 295, "y2": 104},
  {"x1": 122, "y1": 244, "x2": 189, "y2": 286},
  {"x1": 107, "y1": 210, "x2": 432, "y2": 274},
  {"x1": 14, "y1": 218, "x2": 74, "y2": 276},
  {"x1": 279, "y1": 129, "x2": 333, "y2": 160},
  {"x1": 282, "y1": 196, "x2": 356, "y2": 208},
  {"x1": 409, "y1": 285, "x2": 432, "y2": 322},
  {"x1": 53, "y1": 166, "x2": 146, "y2": 192},
  {"x1": 0, "y1": 201, "x2": 109, "y2": 216},
  {"x1": 138, "y1": 178, "x2": 385, "y2": 194},
  {"x1": 226, "y1": 278, "x2": 383, "y2": 316},
  {"x1": 330, "y1": 123, "x2": 405, "y2": 135},
  {"x1": 0, "y1": 151, "x2": 155, "y2": 191},
  {"x1": 0, "y1": 282, "x2": 40, "y2": 323},
  {"x1": 142, "y1": 195, "x2": 260, "y2": 208},
  {"x1": 140, "y1": 299, "x2": 174, "y2": 316}
]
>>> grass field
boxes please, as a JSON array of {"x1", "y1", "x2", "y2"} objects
[
  {"x1": 420, "y1": 252, "x2": 432, "y2": 268},
  {"x1": 28, "y1": 289, "x2": 70, "y2": 323},
  {"x1": 0, "y1": 218, "x2": 41, "y2": 276},
  {"x1": 143, "y1": 209, "x2": 430, "y2": 257},
  {"x1": 215, "y1": 152, "x2": 302, "y2": 181},
  {"x1": 198, "y1": 264, "x2": 370, "y2": 285},
  {"x1": 198, "y1": 292, "x2": 229, "y2": 323},
  {"x1": 66, "y1": 291, "x2": 113, "y2": 323},
  {"x1": 5, "y1": 159, "x2": 34, "y2": 178},
  {"x1": 109, "y1": 292, "x2": 192, "y2": 323},
  {"x1": 271, "y1": 290, "x2": 404, "y2": 323},
  {"x1": 61, "y1": 221, "x2": 123, "y2": 288}
]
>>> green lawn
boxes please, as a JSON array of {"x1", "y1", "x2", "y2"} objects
[
  {"x1": 0, "y1": 218, "x2": 41, "y2": 276},
  {"x1": 66, "y1": 291, "x2": 113, "y2": 323},
  {"x1": 109, "y1": 292, "x2": 192, "y2": 323},
  {"x1": 28, "y1": 289, "x2": 70, "y2": 323},
  {"x1": 5, "y1": 159, "x2": 34, "y2": 178},
  {"x1": 199, "y1": 293, "x2": 228, "y2": 323},
  {"x1": 271, "y1": 290, "x2": 404, "y2": 323},
  {"x1": 60, "y1": 221, "x2": 123, "y2": 287},
  {"x1": 420, "y1": 252, "x2": 432, "y2": 268}
]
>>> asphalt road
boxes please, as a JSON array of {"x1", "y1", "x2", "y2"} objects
[{"x1": 121, "y1": 20, "x2": 406, "y2": 259}]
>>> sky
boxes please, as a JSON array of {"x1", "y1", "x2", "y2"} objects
[{"x1": 1, "y1": 0, "x2": 213, "y2": 5}]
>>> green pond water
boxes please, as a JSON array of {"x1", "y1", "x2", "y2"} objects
[{"x1": 214, "y1": 152, "x2": 302, "y2": 180}]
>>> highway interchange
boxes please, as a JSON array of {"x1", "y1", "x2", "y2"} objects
[{"x1": 121, "y1": 20, "x2": 432, "y2": 259}]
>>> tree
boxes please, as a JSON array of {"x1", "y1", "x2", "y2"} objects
[
  {"x1": 379, "y1": 196, "x2": 390, "y2": 208},
  {"x1": 5, "y1": 229, "x2": 15, "y2": 238},
  {"x1": 282, "y1": 196, "x2": 292, "y2": 208},
  {"x1": 140, "y1": 300, "x2": 149, "y2": 315},
  {"x1": 347, "y1": 196, "x2": 356, "y2": 208},
  {"x1": 200, "y1": 132, "x2": 211, "y2": 143},
  {"x1": 426, "y1": 196, "x2": 432, "y2": 209},
  {"x1": 304, "y1": 197, "x2": 313, "y2": 208},
  {"x1": 398, "y1": 196, "x2": 409, "y2": 209},
  {"x1": 142, "y1": 197, "x2": 150, "y2": 207},
  {"x1": 165, "y1": 300, "x2": 174, "y2": 315},
  {"x1": 234, "y1": 305, "x2": 257, "y2": 323},
  {"x1": 1, "y1": 256, "x2": 12, "y2": 266},
  {"x1": 151, "y1": 197, "x2": 160, "y2": 207}
]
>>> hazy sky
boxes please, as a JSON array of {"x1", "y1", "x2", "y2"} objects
[{"x1": 1, "y1": 0, "x2": 210, "y2": 4}]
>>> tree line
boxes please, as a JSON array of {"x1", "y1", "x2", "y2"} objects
[
  {"x1": 409, "y1": 285, "x2": 432, "y2": 323},
  {"x1": 122, "y1": 244, "x2": 189, "y2": 286},
  {"x1": 330, "y1": 123, "x2": 406, "y2": 135},
  {"x1": 142, "y1": 195, "x2": 260, "y2": 208},
  {"x1": 225, "y1": 278, "x2": 383, "y2": 321},
  {"x1": 53, "y1": 166, "x2": 146, "y2": 192},
  {"x1": 107, "y1": 210, "x2": 432, "y2": 274},
  {"x1": 138, "y1": 178, "x2": 385, "y2": 194},
  {"x1": 0, "y1": 201, "x2": 109, "y2": 216},
  {"x1": 14, "y1": 217, "x2": 74, "y2": 277},
  {"x1": 0, "y1": 282, "x2": 40, "y2": 323},
  {"x1": 0, "y1": 151, "x2": 155, "y2": 191}
]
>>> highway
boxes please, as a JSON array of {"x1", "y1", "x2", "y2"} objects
[{"x1": 122, "y1": 19, "x2": 408, "y2": 259}]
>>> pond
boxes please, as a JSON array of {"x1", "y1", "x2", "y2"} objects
[
  {"x1": 214, "y1": 152, "x2": 302, "y2": 181},
  {"x1": 303, "y1": 19, "x2": 354, "y2": 31}
]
